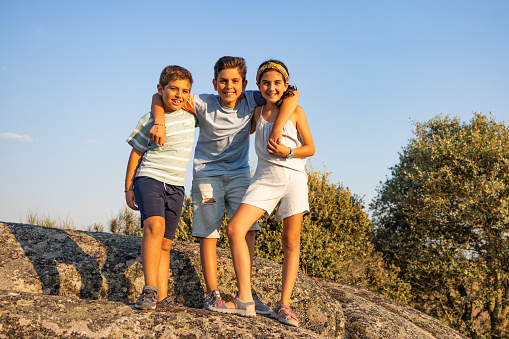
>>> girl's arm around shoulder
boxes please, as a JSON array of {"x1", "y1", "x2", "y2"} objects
[
  {"x1": 250, "y1": 106, "x2": 262, "y2": 134},
  {"x1": 149, "y1": 94, "x2": 195, "y2": 145},
  {"x1": 293, "y1": 105, "x2": 315, "y2": 158}
]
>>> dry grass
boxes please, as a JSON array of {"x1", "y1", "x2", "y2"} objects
[{"x1": 24, "y1": 208, "x2": 76, "y2": 230}]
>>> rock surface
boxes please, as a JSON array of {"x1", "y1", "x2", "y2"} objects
[{"x1": 0, "y1": 222, "x2": 466, "y2": 338}]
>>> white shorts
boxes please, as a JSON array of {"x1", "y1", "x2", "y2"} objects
[{"x1": 241, "y1": 165, "x2": 309, "y2": 221}]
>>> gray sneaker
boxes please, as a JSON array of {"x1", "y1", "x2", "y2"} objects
[
  {"x1": 203, "y1": 290, "x2": 228, "y2": 312},
  {"x1": 252, "y1": 291, "x2": 273, "y2": 315},
  {"x1": 157, "y1": 296, "x2": 183, "y2": 308},
  {"x1": 135, "y1": 285, "x2": 158, "y2": 310}
]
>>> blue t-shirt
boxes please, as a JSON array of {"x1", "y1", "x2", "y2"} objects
[{"x1": 193, "y1": 91, "x2": 264, "y2": 177}]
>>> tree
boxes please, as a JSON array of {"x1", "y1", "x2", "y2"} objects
[{"x1": 371, "y1": 113, "x2": 509, "y2": 338}]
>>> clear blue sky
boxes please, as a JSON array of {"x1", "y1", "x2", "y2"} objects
[{"x1": 1, "y1": 0, "x2": 508, "y2": 229}]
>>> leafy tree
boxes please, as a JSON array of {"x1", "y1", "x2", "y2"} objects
[{"x1": 371, "y1": 113, "x2": 509, "y2": 338}]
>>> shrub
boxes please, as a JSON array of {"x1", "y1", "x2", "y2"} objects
[
  {"x1": 254, "y1": 164, "x2": 410, "y2": 303},
  {"x1": 108, "y1": 205, "x2": 142, "y2": 236},
  {"x1": 24, "y1": 209, "x2": 76, "y2": 230}
]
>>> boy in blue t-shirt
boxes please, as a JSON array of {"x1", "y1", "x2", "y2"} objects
[
  {"x1": 150, "y1": 56, "x2": 299, "y2": 314},
  {"x1": 125, "y1": 65, "x2": 196, "y2": 310}
]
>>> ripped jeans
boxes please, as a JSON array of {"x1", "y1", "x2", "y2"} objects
[{"x1": 191, "y1": 173, "x2": 260, "y2": 238}]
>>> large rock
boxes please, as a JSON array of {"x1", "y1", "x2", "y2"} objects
[{"x1": 0, "y1": 222, "x2": 466, "y2": 338}]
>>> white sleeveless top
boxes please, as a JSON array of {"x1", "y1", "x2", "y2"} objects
[{"x1": 254, "y1": 107, "x2": 306, "y2": 174}]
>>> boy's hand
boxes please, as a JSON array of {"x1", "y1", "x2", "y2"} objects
[
  {"x1": 268, "y1": 126, "x2": 283, "y2": 145},
  {"x1": 267, "y1": 139, "x2": 291, "y2": 158},
  {"x1": 149, "y1": 124, "x2": 166, "y2": 145},
  {"x1": 125, "y1": 190, "x2": 139, "y2": 210}
]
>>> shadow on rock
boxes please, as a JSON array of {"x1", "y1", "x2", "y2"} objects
[{"x1": 6, "y1": 224, "x2": 104, "y2": 299}]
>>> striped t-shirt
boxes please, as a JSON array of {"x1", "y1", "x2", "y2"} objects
[{"x1": 126, "y1": 109, "x2": 196, "y2": 186}]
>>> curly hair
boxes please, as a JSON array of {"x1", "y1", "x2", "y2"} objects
[{"x1": 256, "y1": 59, "x2": 296, "y2": 107}]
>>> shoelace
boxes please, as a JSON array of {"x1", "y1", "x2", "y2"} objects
[{"x1": 141, "y1": 290, "x2": 156, "y2": 302}]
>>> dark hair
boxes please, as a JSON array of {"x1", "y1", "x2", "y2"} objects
[
  {"x1": 159, "y1": 65, "x2": 193, "y2": 88},
  {"x1": 214, "y1": 56, "x2": 247, "y2": 81},
  {"x1": 256, "y1": 59, "x2": 296, "y2": 107}
]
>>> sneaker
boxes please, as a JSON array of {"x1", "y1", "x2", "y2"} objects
[
  {"x1": 157, "y1": 296, "x2": 183, "y2": 308},
  {"x1": 203, "y1": 290, "x2": 228, "y2": 312},
  {"x1": 135, "y1": 285, "x2": 158, "y2": 310},
  {"x1": 252, "y1": 291, "x2": 273, "y2": 315}
]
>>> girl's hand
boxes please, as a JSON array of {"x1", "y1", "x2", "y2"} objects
[
  {"x1": 149, "y1": 124, "x2": 166, "y2": 146},
  {"x1": 267, "y1": 139, "x2": 291, "y2": 158},
  {"x1": 125, "y1": 190, "x2": 139, "y2": 210}
]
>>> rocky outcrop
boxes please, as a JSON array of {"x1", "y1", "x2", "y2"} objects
[{"x1": 0, "y1": 222, "x2": 467, "y2": 338}]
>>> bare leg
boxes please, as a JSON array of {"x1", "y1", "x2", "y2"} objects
[
  {"x1": 226, "y1": 203, "x2": 265, "y2": 310},
  {"x1": 278, "y1": 213, "x2": 303, "y2": 319},
  {"x1": 157, "y1": 238, "x2": 173, "y2": 301},
  {"x1": 246, "y1": 230, "x2": 257, "y2": 279},
  {"x1": 200, "y1": 237, "x2": 218, "y2": 294},
  {"x1": 141, "y1": 216, "x2": 165, "y2": 289}
]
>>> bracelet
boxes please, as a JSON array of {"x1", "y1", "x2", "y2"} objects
[
  {"x1": 154, "y1": 123, "x2": 165, "y2": 127},
  {"x1": 286, "y1": 147, "x2": 294, "y2": 159},
  {"x1": 124, "y1": 188, "x2": 134, "y2": 193}
]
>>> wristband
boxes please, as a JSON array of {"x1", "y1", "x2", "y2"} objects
[
  {"x1": 286, "y1": 147, "x2": 294, "y2": 159},
  {"x1": 154, "y1": 123, "x2": 165, "y2": 127},
  {"x1": 124, "y1": 188, "x2": 134, "y2": 193}
]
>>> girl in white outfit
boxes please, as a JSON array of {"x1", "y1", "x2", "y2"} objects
[{"x1": 225, "y1": 60, "x2": 315, "y2": 326}]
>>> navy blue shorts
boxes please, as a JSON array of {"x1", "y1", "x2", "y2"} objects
[{"x1": 133, "y1": 176, "x2": 185, "y2": 240}]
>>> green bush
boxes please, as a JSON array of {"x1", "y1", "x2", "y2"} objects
[
  {"x1": 108, "y1": 166, "x2": 409, "y2": 303},
  {"x1": 172, "y1": 164, "x2": 410, "y2": 303},
  {"x1": 254, "y1": 164, "x2": 410, "y2": 303}
]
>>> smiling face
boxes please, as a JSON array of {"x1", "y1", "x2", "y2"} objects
[
  {"x1": 157, "y1": 79, "x2": 191, "y2": 112},
  {"x1": 212, "y1": 68, "x2": 247, "y2": 108},
  {"x1": 257, "y1": 70, "x2": 289, "y2": 106}
]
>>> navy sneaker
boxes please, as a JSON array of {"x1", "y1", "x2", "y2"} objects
[
  {"x1": 252, "y1": 291, "x2": 273, "y2": 315},
  {"x1": 135, "y1": 285, "x2": 158, "y2": 310}
]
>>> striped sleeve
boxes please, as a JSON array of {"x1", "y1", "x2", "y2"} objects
[{"x1": 126, "y1": 113, "x2": 153, "y2": 152}]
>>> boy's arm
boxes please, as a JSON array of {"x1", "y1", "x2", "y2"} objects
[
  {"x1": 124, "y1": 148, "x2": 144, "y2": 210},
  {"x1": 269, "y1": 91, "x2": 300, "y2": 144},
  {"x1": 149, "y1": 94, "x2": 166, "y2": 146},
  {"x1": 149, "y1": 94, "x2": 195, "y2": 145},
  {"x1": 267, "y1": 105, "x2": 315, "y2": 158}
]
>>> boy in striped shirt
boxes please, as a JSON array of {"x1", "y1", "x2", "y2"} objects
[{"x1": 124, "y1": 65, "x2": 197, "y2": 310}]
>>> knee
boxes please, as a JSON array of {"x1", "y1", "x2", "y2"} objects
[
  {"x1": 282, "y1": 234, "x2": 300, "y2": 253},
  {"x1": 226, "y1": 222, "x2": 243, "y2": 241},
  {"x1": 144, "y1": 217, "x2": 165, "y2": 236},
  {"x1": 161, "y1": 238, "x2": 173, "y2": 251}
]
